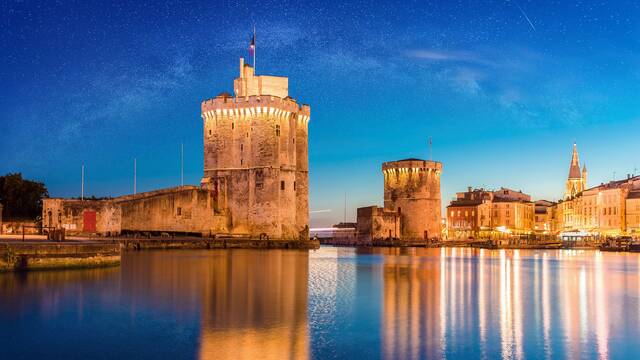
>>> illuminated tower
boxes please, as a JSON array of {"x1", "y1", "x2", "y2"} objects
[
  {"x1": 382, "y1": 158, "x2": 443, "y2": 240},
  {"x1": 565, "y1": 143, "x2": 587, "y2": 199},
  {"x1": 200, "y1": 58, "x2": 310, "y2": 240}
]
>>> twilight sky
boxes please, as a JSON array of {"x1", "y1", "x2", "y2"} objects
[{"x1": 2, "y1": 0, "x2": 639, "y2": 227}]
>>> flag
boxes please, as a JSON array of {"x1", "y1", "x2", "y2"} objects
[{"x1": 249, "y1": 33, "x2": 255, "y2": 56}]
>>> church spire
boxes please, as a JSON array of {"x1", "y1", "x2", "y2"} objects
[{"x1": 568, "y1": 142, "x2": 582, "y2": 179}]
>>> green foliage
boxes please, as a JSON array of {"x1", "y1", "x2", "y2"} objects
[{"x1": 0, "y1": 173, "x2": 49, "y2": 220}]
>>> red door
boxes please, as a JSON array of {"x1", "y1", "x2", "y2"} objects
[{"x1": 83, "y1": 210, "x2": 97, "y2": 232}]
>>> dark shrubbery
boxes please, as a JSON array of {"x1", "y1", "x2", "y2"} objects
[{"x1": 0, "y1": 173, "x2": 49, "y2": 220}]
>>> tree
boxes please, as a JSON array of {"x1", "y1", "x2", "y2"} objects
[{"x1": 0, "y1": 173, "x2": 49, "y2": 220}]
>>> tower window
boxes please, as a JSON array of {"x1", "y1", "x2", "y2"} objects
[
  {"x1": 240, "y1": 144, "x2": 243, "y2": 151},
  {"x1": 232, "y1": 122, "x2": 235, "y2": 129},
  {"x1": 281, "y1": 181, "x2": 285, "y2": 190},
  {"x1": 294, "y1": 181, "x2": 296, "y2": 190},
  {"x1": 276, "y1": 125, "x2": 281, "y2": 136},
  {"x1": 240, "y1": 159, "x2": 243, "y2": 165},
  {"x1": 177, "y1": 207, "x2": 182, "y2": 216},
  {"x1": 209, "y1": 130, "x2": 212, "y2": 135}
]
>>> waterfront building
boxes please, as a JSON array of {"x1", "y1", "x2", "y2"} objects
[
  {"x1": 446, "y1": 187, "x2": 534, "y2": 240},
  {"x1": 556, "y1": 175, "x2": 640, "y2": 239},
  {"x1": 43, "y1": 57, "x2": 311, "y2": 240},
  {"x1": 446, "y1": 188, "x2": 493, "y2": 239},
  {"x1": 627, "y1": 191, "x2": 640, "y2": 236},
  {"x1": 554, "y1": 143, "x2": 640, "y2": 240},
  {"x1": 534, "y1": 200, "x2": 556, "y2": 235}
]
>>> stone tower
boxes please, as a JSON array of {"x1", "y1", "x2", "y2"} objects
[
  {"x1": 200, "y1": 58, "x2": 310, "y2": 240},
  {"x1": 565, "y1": 143, "x2": 587, "y2": 199},
  {"x1": 383, "y1": 159, "x2": 442, "y2": 240}
]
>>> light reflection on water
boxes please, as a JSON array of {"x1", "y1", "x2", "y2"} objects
[{"x1": 1, "y1": 247, "x2": 640, "y2": 359}]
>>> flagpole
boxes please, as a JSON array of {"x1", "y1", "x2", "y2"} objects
[
  {"x1": 253, "y1": 26, "x2": 256, "y2": 72},
  {"x1": 81, "y1": 163, "x2": 84, "y2": 201}
]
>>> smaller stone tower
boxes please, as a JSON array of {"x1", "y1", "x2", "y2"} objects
[
  {"x1": 383, "y1": 159, "x2": 443, "y2": 240},
  {"x1": 565, "y1": 143, "x2": 587, "y2": 199}
]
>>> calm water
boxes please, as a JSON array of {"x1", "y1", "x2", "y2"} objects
[{"x1": 1, "y1": 247, "x2": 640, "y2": 359}]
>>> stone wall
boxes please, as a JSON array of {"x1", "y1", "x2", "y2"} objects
[
  {"x1": 42, "y1": 198, "x2": 121, "y2": 236},
  {"x1": 118, "y1": 186, "x2": 226, "y2": 236},
  {"x1": 357, "y1": 206, "x2": 400, "y2": 241}
]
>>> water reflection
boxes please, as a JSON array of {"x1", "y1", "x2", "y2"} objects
[
  {"x1": 119, "y1": 250, "x2": 309, "y2": 360},
  {"x1": 1, "y1": 248, "x2": 640, "y2": 359},
  {"x1": 356, "y1": 248, "x2": 640, "y2": 360}
]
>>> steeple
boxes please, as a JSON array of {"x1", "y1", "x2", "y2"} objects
[
  {"x1": 564, "y1": 142, "x2": 587, "y2": 199},
  {"x1": 568, "y1": 142, "x2": 582, "y2": 179}
]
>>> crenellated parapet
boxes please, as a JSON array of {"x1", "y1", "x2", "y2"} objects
[
  {"x1": 201, "y1": 95, "x2": 310, "y2": 124},
  {"x1": 382, "y1": 159, "x2": 442, "y2": 180}
]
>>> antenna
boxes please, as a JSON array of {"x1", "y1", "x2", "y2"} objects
[
  {"x1": 181, "y1": 142, "x2": 184, "y2": 187},
  {"x1": 81, "y1": 163, "x2": 85, "y2": 201},
  {"x1": 134, "y1": 158, "x2": 137, "y2": 195},
  {"x1": 344, "y1": 192, "x2": 347, "y2": 224}
]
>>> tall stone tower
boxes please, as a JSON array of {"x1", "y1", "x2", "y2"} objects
[
  {"x1": 200, "y1": 58, "x2": 310, "y2": 240},
  {"x1": 383, "y1": 159, "x2": 443, "y2": 240},
  {"x1": 565, "y1": 143, "x2": 587, "y2": 199}
]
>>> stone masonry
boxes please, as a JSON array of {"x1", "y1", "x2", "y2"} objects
[{"x1": 200, "y1": 58, "x2": 310, "y2": 240}]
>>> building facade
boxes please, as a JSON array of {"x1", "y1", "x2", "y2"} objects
[
  {"x1": 554, "y1": 143, "x2": 640, "y2": 240},
  {"x1": 447, "y1": 187, "x2": 534, "y2": 239},
  {"x1": 556, "y1": 175, "x2": 640, "y2": 239}
]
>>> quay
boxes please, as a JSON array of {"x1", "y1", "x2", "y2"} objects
[
  {"x1": 0, "y1": 241, "x2": 120, "y2": 272},
  {"x1": 319, "y1": 237, "x2": 570, "y2": 250},
  {"x1": 118, "y1": 237, "x2": 320, "y2": 251},
  {"x1": 0, "y1": 235, "x2": 320, "y2": 272}
]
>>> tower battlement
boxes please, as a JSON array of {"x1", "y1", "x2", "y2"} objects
[
  {"x1": 382, "y1": 159, "x2": 442, "y2": 175},
  {"x1": 202, "y1": 95, "x2": 310, "y2": 121}
]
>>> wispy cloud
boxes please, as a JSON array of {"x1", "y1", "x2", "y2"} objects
[
  {"x1": 406, "y1": 49, "x2": 477, "y2": 62},
  {"x1": 438, "y1": 67, "x2": 485, "y2": 95}
]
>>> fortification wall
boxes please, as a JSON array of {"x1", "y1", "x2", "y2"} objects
[
  {"x1": 357, "y1": 206, "x2": 400, "y2": 241},
  {"x1": 42, "y1": 198, "x2": 121, "y2": 235},
  {"x1": 383, "y1": 159, "x2": 442, "y2": 240},
  {"x1": 118, "y1": 187, "x2": 225, "y2": 236}
]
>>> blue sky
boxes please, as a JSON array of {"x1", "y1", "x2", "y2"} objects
[{"x1": 1, "y1": 0, "x2": 639, "y2": 227}]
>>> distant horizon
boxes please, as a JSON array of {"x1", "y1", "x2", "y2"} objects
[{"x1": 2, "y1": 0, "x2": 639, "y2": 227}]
